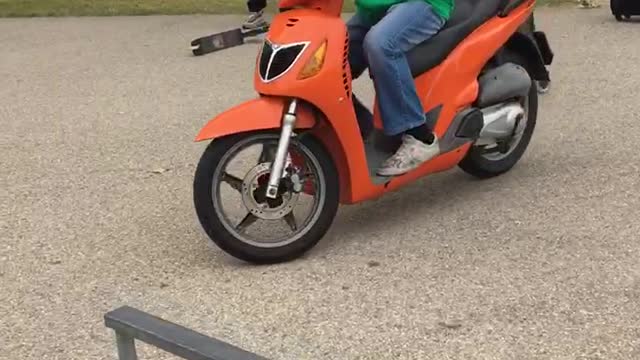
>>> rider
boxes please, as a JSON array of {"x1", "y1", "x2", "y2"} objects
[{"x1": 348, "y1": 0, "x2": 453, "y2": 176}]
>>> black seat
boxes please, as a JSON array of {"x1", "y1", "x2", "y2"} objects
[{"x1": 407, "y1": 0, "x2": 506, "y2": 76}]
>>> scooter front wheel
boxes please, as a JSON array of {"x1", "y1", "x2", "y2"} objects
[{"x1": 193, "y1": 132, "x2": 339, "y2": 264}]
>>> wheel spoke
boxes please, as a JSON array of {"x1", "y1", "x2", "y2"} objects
[
  {"x1": 258, "y1": 143, "x2": 277, "y2": 164},
  {"x1": 283, "y1": 212, "x2": 298, "y2": 231},
  {"x1": 236, "y1": 213, "x2": 258, "y2": 232},
  {"x1": 221, "y1": 172, "x2": 243, "y2": 193}
]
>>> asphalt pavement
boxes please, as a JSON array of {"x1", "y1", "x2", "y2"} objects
[{"x1": 1, "y1": 7, "x2": 639, "y2": 360}]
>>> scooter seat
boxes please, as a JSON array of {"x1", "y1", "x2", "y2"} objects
[{"x1": 407, "y1": 0, "x2": 507, "y2": 77}]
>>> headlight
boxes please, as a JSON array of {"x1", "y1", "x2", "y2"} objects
[{"x1": 258, "y1": 40, "x2": 309, "y2": 82}]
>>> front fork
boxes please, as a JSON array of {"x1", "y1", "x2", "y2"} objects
[{"x1": 265, "y1": 98, "x2": 298, "y2": 199}]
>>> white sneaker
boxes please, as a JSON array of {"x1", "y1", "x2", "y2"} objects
[
  {"x1": 242, "y1": 10, "x2": 268, "y2": 30},
  {"x1": 376, "y1": 135, "x2": 440, "y2": 176}
]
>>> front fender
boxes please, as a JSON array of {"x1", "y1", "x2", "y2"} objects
[{"x1": 195, "y1": 96, "x2": 316, "y2": 142}]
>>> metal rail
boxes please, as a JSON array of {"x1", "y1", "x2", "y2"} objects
[{"x1": 104, "y1": 306, "x2": 268, "y2": 360}]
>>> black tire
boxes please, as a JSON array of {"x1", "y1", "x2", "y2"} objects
[
  {"x1": 193, "y1": 132, "x2": 340, "y2": 264},
  {"x1": 458, "y1": 50, "x2": 538, "y2": 179}
]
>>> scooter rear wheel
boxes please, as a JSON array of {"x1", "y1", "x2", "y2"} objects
[
  {"x1": 458, "y1": 50, "x2": 539, "y2": 179},
  {"x1": 193, "y1": 132, "x2": 339, "y2": 264}
]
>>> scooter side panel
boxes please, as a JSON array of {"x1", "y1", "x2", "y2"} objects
[
  {"x1": 362, "y1": 1, "x2": 534, "y2": 194},
  {"x1": 412, "y1": 1, "x2": 535, "y2": 137}
]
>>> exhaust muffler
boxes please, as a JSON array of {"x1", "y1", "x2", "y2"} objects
[{"x1": 476, "y1": 102, "x2": 525, "y2": 145}]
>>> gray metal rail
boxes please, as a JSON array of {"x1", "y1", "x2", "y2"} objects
[{"x1": 104, "y1": 306, "x2": 268, "y2": 360}]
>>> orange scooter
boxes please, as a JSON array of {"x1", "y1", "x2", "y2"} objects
[{"x1": 193, "y1": 0, "x2": 553, "y2": 264}]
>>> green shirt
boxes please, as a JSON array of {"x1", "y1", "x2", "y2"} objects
[{"x1": 355, "y1": 0, "x2": 454, "y2": 23}]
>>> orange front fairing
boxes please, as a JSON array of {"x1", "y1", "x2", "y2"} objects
[
  {"x1": 255, "y1": 9, "x2": 372, "y2": 203},
  {"x1": 254, "y1": 9, "x2": 351, "y2": 102},
  {"x1": 278, "y1": 0, "x2": 344, "y2": 16}
]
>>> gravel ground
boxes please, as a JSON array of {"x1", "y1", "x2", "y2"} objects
[{"x1": 1, "y1": 7, "x2": 640, "y2": 360}]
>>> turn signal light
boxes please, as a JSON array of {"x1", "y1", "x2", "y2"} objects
[{"x1": 298, "y1": 41, "x2": 327, "y2": 79}]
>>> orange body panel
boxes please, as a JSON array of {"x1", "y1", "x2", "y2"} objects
[
  {"x1": 195, "y1": 96, "x2": 316, "y2": 142},
  {"x1": 197, "y1": 0, "x2": 535, "y2": 204}
]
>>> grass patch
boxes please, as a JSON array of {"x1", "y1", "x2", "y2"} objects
[
  {"x1": 0, "y1": 0, "x2": 259, "y2": 17},
  {"x1": 0, "y1": 0, "x2": 570, "y2": 17},
  {"x1": 0, "y1": 0, "x2": 317, "y2": 17}
]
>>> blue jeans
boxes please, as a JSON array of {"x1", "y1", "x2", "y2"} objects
[{"x1": 348, "y1": 1, "x2": 445, "y2": 136}]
